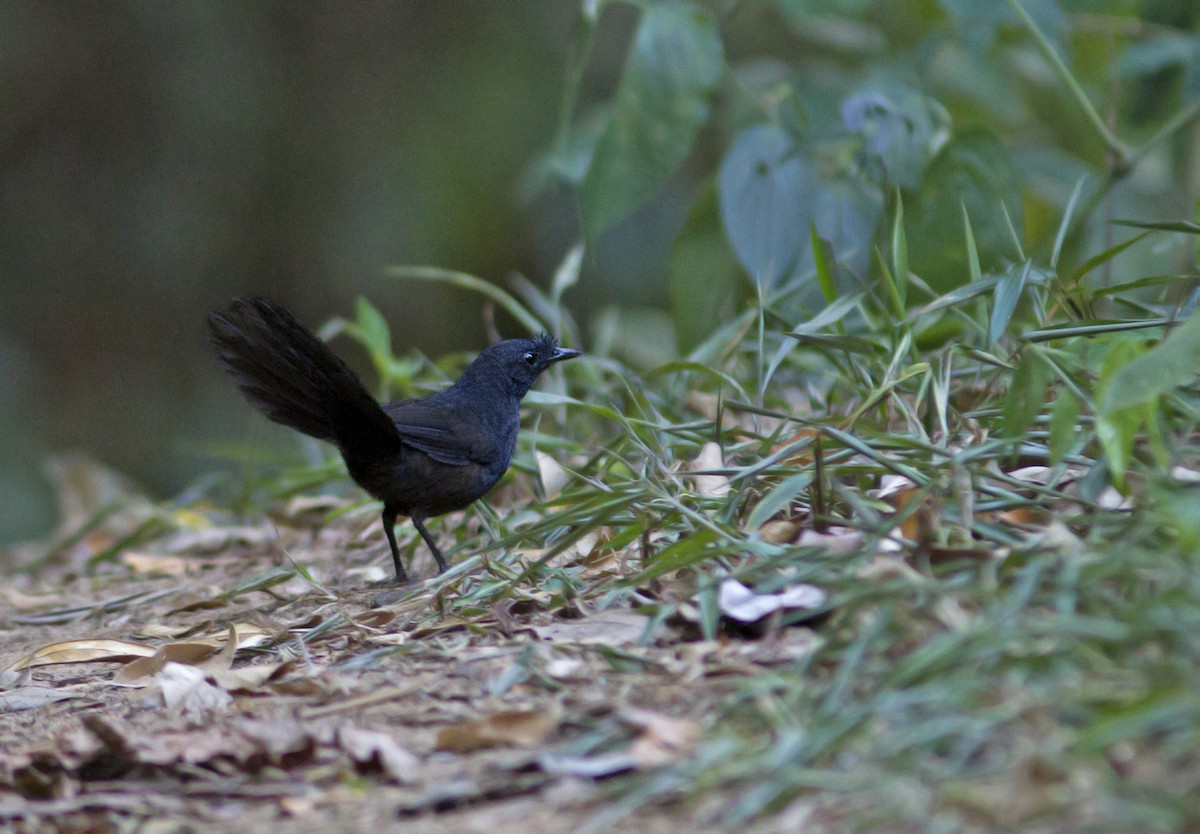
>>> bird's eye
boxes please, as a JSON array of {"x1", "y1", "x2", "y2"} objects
[{"x1": 523, "y1": 351, "x2": 537, "y2": 365}]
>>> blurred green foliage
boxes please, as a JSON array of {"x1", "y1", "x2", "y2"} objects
[{"x1": 3, "y1": 0, "x2": 1199, "y2": 545}]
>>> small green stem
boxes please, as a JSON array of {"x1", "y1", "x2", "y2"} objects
[{"x1": 1006, "y1": 0, "x2": 1132, "y2": 169}]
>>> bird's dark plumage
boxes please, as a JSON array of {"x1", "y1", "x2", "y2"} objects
[{"x1": 207, "y1": 297, "x2": 580, "y2": 582}]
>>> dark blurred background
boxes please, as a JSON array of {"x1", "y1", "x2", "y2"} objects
[{"x1": 0, "y1": 2, "x2": 655, "y2": 544}]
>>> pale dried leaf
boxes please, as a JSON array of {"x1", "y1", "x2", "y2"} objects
[
  {"x1": 0, "y1": 686, "x2": 79, "y2": 712},
  {"x1": 346, "y1": 565, "x2": 389, "y2": 583},
  {"x1": 284, "y1": 494, "x2": 346, "y2": 517},
  {"x1": 532, "y1": 609, "x2": 652, "y2": 646},
  {"x1": 539, "y1": 751, "x2": 637, "y2": 778},
  {"x1": 718, "y1": 579, "x2": 827, "y2": 624},
  {"x1": 536, "y1": 451, "x2": 570, "y2": 500},
  {"x1": 209, "y1": 661, "x2": 290, "y2": 692},
  {"x1": 338, "y1": 726, "x2": 420, "y2": 783},
  {"x1": 8, "y1": 639, "x2": 156, "y2": 672},
  {"x1": 620, "y1": 706, "x2": 701, "y2": 767},
  {"x1": 112, "y1": 643, "x2": 218, "y2": 686},
  {"x1": 158, "y1": 662, "x2": 231, "y2": 714},
  {"x1": 1170, "y1": 465, "x2": 1200, "y2": 483},
  {"x1": 797, "y1": 526, "x2": 863, "y2": 554},
  {"x1": 759, "y1": 520, "x2": 799, "y2": 544},
  {"x1": 543, "y1": 656, "x2": 587, "y2": 679},
  {"x1": 435, "y1": 708, "x2": 559, "y2": 753},
  {"x1": 1096, "y1": 487, "x2": 1133, "y2": 510},
  {"x1": 873, "y1": 474, "x2": 915, "y2": 499},
  {"x1": 133, "y1": 623, "x2": 195, "y2": 639},
  {"x1": 161, "y1": 525, "x2": 272, "y2": 553},
  {"x1": 1007, "y1": 466, "x2": 1053, "y2": 484},
  {"x1": 0, "y1": 586, "x2": 58, "y2": 611},
  {"x1": 120, "y1": 551, "x2": 191, "y2": 576},
  {"x1": 191, "y1": 623, "x2": 271, "y2": 650},
  {"x1": 688, "y1": 442, "x2": 730, "y2": 499}
]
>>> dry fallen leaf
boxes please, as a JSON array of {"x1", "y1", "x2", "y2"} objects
[
  {"x1": 111, "y1": 643, "x2": 218, "y2": 686},
  {"x1": 620, "y1": 706, "x2": 701, "y2": 768},
  {"x1": 688, "y1": 442, "x2": 730, "y2": 499},
  {"x1": 338, "y1": 726, "x2": 420, "y2": 783},
  {"x1": 536, "y1": 450, "x2": 570, "y2": 499},
  {"x1": 8, "y1": 639, "x2": 157, "y2": 672},
  {"x1": 718, "y1": 579, "x2": 827, "y2": 624},
  {"x1": 0, "y1": 587, "x2": 58, "y2": 612},
  {"x1": 435, "y1": 708, "x2": 559, "y2": 753},
  {"x1": 532, "y1": 609, "x2": 652, "y2": 646},
  {"x1": 159, "y1": 662, "x2": 232, "y2": 714},
  {"x1": 120, "y1": 551, "x2": 191, "y2": 576},
  {"x1": 796, "y1": 526, "x2": 863, "y2": 554},
  {"x1": 759, "y1": 519, "x2": 800, "y2": 544},
  {"x1": 0, "y1": 687, "x2": 80, "y2": 712}
]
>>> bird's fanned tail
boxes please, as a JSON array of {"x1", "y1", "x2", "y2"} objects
[{"x1": 207, "y1": 297, "x2": 400, "y2": 459}]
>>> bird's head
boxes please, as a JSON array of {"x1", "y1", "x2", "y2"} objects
[{"x1": 477, "y1": 333, "x2": 581, "y2": 398}]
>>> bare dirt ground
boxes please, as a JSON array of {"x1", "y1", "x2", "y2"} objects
[{"x1": 0, "y1": 496, "x2": 812, "y2": 834}]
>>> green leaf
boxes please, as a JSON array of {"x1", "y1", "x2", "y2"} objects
[
  {"x1": 580, "y1": 1, "x2": 723, "y2": 241},
  {"x1": 891, "y1": 189, "x2": 908, "y2": 306},
  {"x1": 1023, "y1": 319, "x2": 1171, "y2": 343},
  {"x1": 810, "y1": 223, "x2": 837, "y2": 305},
  {"x1": 1113, "y1": 218, "x2": 1200, "y2": 235},
  {"x1": 383, "y1": 265, "x2": 545, "y2": 335},
  {"x1": 1096, "y1": 339, "x2": 1146, "y2": 483},
  {"x1": 1065, "y1": 230, "x2": 1153, "y2": 292},
  {"x1": 719, "y1": 124, "x2": 816, "y2": 287},
  {"x1": 747, "y1": 472, "x2": 814, "y2": 530},
  {"x1": 1002, "y1": 348, "x2": 1051, "y2": 439},
  {"x1": 355, "y1": 296, "x2": 392, "y2": 361},
  {"x1": 908, "y1": 131, "x2": 1022, "y2": 292},
  {"x1": 1048, "y1": 388, "x2": 1081, "y2": 466},
  {"x1": 988, "y1": 260, "x2": 1031, "y2": 345},
  {"x1": 843, "y1": 83, "x2": 939, "y2": 188},
  {"x1": 1100, "y1": 315, "x2": 1200, "y2": 413},
  {"x1": 791, "y1": 293, "x2": 863, "y2": 336},
  {"x1": 962, "y1": 203, "x2": 982, "y2": 284},
  {"x1": 669, "y1": 181, "x2": 742, "y2": 353}
]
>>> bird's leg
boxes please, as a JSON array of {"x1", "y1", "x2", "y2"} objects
[
  {"x1": 382, "y1": 505, "x2": 409, "y2": 584},
  {"x1": 411, "y1": 516, "x2": 449, "y2": 574}
]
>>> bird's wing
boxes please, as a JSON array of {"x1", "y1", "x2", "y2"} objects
[{"x1": 384, "y1": 401, "x2": 497, "y2": 466}]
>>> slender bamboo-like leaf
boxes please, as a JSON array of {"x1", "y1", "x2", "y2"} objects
[{"x1": 383, "y1": 265, "x2": 545, "y2": 334}]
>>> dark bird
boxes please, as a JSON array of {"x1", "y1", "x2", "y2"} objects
[{"x1": 207, "y1": 297, "x2": 581, "y2": 583}]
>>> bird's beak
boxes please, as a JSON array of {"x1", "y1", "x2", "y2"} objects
[{"x1": 550, "y1": 346, "x2": 582, "y2": 364}]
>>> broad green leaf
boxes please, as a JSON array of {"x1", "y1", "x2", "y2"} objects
[
  {"x1": 1100, "y1": 314, "x2": 1200, "y2": 413},
  {"x1": 580, "y1": 1, "x2": 723, "y2": 241},
  {"x1": 1002, "y1": 348, "x2": 1050, "y2": 439},
  {"x1": 719, "y1": 124, "x2": 817, "y2": 288},
  {"x1": 842, "y1": 83, "x2": 939, "y2": 188},
  {"x1": 811, "y1": 173, "x2": 882, "y2": 281}
]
